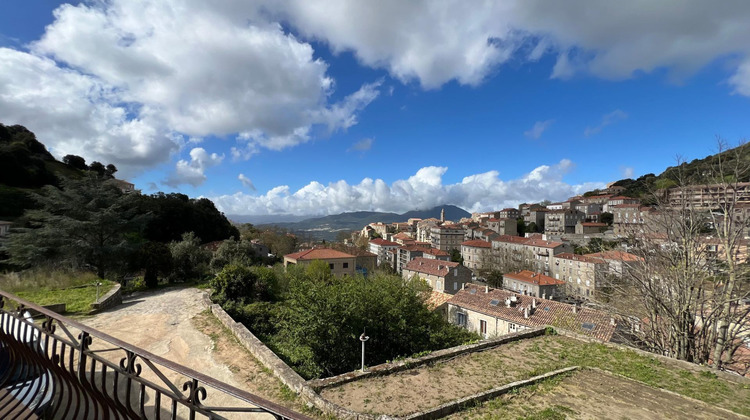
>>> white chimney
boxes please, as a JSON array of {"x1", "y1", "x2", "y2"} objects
[
  {"x1": 462, "y1": 283, "x2": 466, "y2": 290},
  {"x1": 505, "y1": 298, "x2": 511, "y2": 308},
  {"x1": 573, "y1": 305, "x2": 578, "y2": 314},
  {"x1": 524, "y1": 306, "x2": 529, "y2": 319},
  {"x1": 610, "y1": 317, "x2": 616, "y2": 327},
  {"x1": 532, "y1": 298, "x2": 536, "y2": 309},
  {"x1": 485, "y1": 285, "x2": 489, "y2": 294},
  {"x1": 542, "y1": 292, "x2": 546, "y2": 300}
]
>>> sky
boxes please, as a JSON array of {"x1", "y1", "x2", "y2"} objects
[{"x1": 1, "y1": 1, "x2": 749, "y2": 217}]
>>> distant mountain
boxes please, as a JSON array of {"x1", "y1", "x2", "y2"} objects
[
  {"x1": 256, "y1": 205, "x2": 471, "y2": 241},
  {"x1": 228, "y1": 214, "x2": 309, "y2": 225}
]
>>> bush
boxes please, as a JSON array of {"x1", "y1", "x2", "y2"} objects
[
  {"x1": 210, "y1": 264, "x2": 279, "y2": 305},
  {"x1": 209, "y1": 238, "x2": 262, "y2": 273},
  {"x1": 169, "y1": 232, "x2": 210, "y2": 282}
]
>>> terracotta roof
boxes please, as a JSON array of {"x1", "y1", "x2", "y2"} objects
[
  {"x1": 554, "y1": 253, "x2": 606, "y2": 264},
  {"x1": 585, "y1": 250, "x2": 643, "y2": 262},
  {"x1": 504, "y1": 270, "x2": 564, "y2": 286},
  {"x1": 581, "y1": 222, "x2": 607, "y2": 227},
  {"x1": 448, "y1": 287, "x2": 615, "y2": 341},
  {"x1": 369, "y1": 238, "x2": 400, "y2": 247},
  {"x1": 501, "y1": 208, "x2": 517, "y2": 212},
  {"x1": 609, "y1": 195, "x2": 634, "y2": 200},
  {"x1": 423, "y1": 248, "x2": 449, "y2": 257},
  {"x1": 461, "y1": 240, "x2": 492, "y2": 248},
  {"x1": 285, "y1": 248, "x2": 355, "y2": 260},
  {"x1": 425, "y1": 291, "x2": 452, "y2": 310},
  {"x1": 404, "y1": 257, "x2": 460, "y2": 276},
  {"x1": 492, "y1": 235, "x2": 530, "y2": 245},
  {"x1": 524, "y1": 238, "x2": 564, "y2": 248},
  {"x1": 392, "y1": 233, "x2": 413, "y2": 240}
]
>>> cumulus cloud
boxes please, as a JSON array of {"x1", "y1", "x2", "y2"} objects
[
  {"x1": 584, "y1": 110, "x2": 628, "y2": 137},
  {"x1": 238, "y1": 174, "x2": 256, "y2": 191},
  {"x1": 524, "y1": 119, "x2": 554, "y2": 139},
  {"x1": 348, "y1": 138, "x2": 374, "y2": 152},
  {"x1": 271, "y1": 1, "x2": 750, "y2": 92},
  {"x1": 620, "y1": 166, "x2": 635, "y2": 178},
  {"x1": 164, "y1": 148, "x2": 224, "y2": 188},
  {"x1": 211, "y1": 160, "x2": 603, "y2": 216},
  {"x1": 0, "y1": 0, "x2": 379, "y2": 177}
]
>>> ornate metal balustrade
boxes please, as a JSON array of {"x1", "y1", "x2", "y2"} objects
[{"x1": 0, "y1": 290, "x2": 311, "y2": 419}]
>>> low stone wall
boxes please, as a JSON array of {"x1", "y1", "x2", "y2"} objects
[
  {"x1": 403, "y1": 366, "x2": 579, "y2": 420},
  {"x1": 89, "y1": 283, "x2": 122, "y2": 313},
  {"x1": 555, "y1": 329, "x2": 750, "y2": 385},
  {"x1": 309, "y1": 327, "x2": 547, "y2": 391},
  {"x1": 27, "y1": 303, "x2": 66, "y2": 317}
]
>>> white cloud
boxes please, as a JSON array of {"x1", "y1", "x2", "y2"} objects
[
  {"x1": 584, "y1": 110, "x2": 628, "y2": 137},
  {"x1": 621, "y1": 166, "x2": 635, "y2": 178},
  {"x1": 238, "y1": 174, "x2": 256, "y2": 191},
  {"x1": 524, "y1": 119, "x2": 554, "y2": 139},
  {"x1": 0, "y1": 0, "x2": 379, "y2": 177},
  {"x1": 211, "y1": 160, "x2": 603, "y2": 216},
  {"x1": 271, "y1": 1, "x2": 750, "y2": 92},
  {"x1": 349, "y1": 138, "x2": 374, "y2": 152},
  {"x1": 164, "y1": 148, "x2": 224, "y2": 188}
]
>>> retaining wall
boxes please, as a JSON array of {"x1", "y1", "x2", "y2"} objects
[{"x1": 89, "y1": 283, "x2": 122, "y2": 313}]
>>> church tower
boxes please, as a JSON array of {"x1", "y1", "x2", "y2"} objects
[{"x1": 440, "y1": 208, "x2": 445, "y2": 222}]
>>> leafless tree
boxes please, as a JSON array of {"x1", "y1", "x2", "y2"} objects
[{"x1": 610, "y1": 139, "x2": 750, "y2": 370}]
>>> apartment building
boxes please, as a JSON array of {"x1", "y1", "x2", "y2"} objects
[
  {"x1": 575, "y1": 222, "x2": 608, "y2": 235},
  {"x1": 283, "y1": 248, "x2": 356, "y2": 276},
  {"x1": 663, "y1": 182, "x2": 750, "y2": 209},
  {"x1": 611, "y1": 204, "x2": 661, "y2": 237},
  {"x1": 402, "y1": 258, "x2": 472, "y2": 294},
  {"x1": 502, "y1": 270, "x2": 565, "y2": 299},
  {"x1": 605, "y1": 196, "x2": 640, "y2": 212},
  {"x1": 368, "y1": 238, "x2": 400, "y2": 266},
  {"x1": 524, "y1": 238, "x2": 571, "y2": 275},
  {"x1": 430, "y1": 224, "x2": 465, "y2": 251},
  {"x1": 544, "y1": 209, "x2": 585, "y2": 235},
  {"x1": 550, "y1": 253, "x2": 608, "y2": 298},
  {"x1": 416, "y1": 218, "x2": 440, "y2": 243},
  {"x1": 497, "y1": 208, "x2": 520, "y2": 220},
  {"x1": 461, "y1": 239, "x2": 492, "y2": 271},
  {"x1": 487, "y1": 218, "x2": 518, "y2": 236}
]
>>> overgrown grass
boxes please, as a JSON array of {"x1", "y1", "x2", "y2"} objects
[{"x1": 0, "y1": 269, "x2": 116, "y2": 315}]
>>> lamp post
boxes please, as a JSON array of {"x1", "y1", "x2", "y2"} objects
[
  {"x1": 96, "y1": 281, "x2": 102, "y2": 302},
  {"x1": 359, "y1": 330, "x2": 369, "y2": 372}
]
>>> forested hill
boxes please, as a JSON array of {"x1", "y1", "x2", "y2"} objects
[
  {"x1": 589, "y1": 142, "x2": 750, "y2": 200},
  {"x1": 0, "y1": 123, "x2": 238, "y2": 244}
]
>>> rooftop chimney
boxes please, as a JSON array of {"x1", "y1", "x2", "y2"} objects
[
  {"x1": 505, "y1": 298, "x2": 511, "y2": 308},
  {"x1": 485, "y1": 285, "x2": 489, "y2": 294},
  {"x1": 542, "y1": 292, "x2": 546, "y2": 300},
  {"x1": 610, "y1": 317, "x2": 616, "y2": 327},
  {"x1": 573, "y1": 305, "x2": 578, "y2": 314},
  {"x1": 532, "y1": 298, "x2": 536, "y2": 309},
  {"x1": 524, "y1": 306, "x2": 529, "y2": 319}
]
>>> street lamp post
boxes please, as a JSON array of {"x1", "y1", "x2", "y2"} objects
[
  {"x1": 359, "y1": 330, "x2": 369, "y2": 372},
  {"x1": 96, "y1": 281, "x2": 102, "y2": 302}
]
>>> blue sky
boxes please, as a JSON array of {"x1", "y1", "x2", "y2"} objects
[{"x1": 1, "y1": 1, "x2": 749, "y2": 216}]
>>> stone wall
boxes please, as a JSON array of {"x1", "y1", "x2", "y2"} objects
[{"x1": 89, "y1": 283, "x2": 122, "y2": 313}]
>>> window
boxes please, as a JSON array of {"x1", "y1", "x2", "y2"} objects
[
  {"x1": 457, "y1": 312, "x2": 466, "y2": 326},
  {"x1": 343, "y1": 262, "x2": 349, "y2": 268},
  {"x1": 480, "y1": 320, "x2": 487, "y2": 336},
  {"x1": 329, "y1": 263, "x2": 334, "y2": 269},
  {"x1": 454, "y1": 282, "x2": 458, "y2": 291}
]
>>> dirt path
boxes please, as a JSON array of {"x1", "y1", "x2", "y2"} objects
[{"x1": 79, "y1": 287, "x2": 312, "y2": 418}]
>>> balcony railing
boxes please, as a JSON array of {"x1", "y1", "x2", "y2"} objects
[{"x1": 0, "y1": 290, "x2": 310, "y2": 420}]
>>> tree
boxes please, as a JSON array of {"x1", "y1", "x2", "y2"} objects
[
  {"x1": 450, "y1": 248, "x2": 463, "y2": 265},
  {"x1": 609, "y1": 140, "x2": 750, "y2": 369},
  {"x1": 485, "y1": 269, "x2": 504, "y2": 288},
  {"x1": 168, "y1": 232, "x2": 210, "y2": 282},
  {"x1": 210, "y1": 264, "x2": 278, "y2": 305},
  {"x1": 600, "y1": 212, "x2": 614, "y2": 226},
  {"x1": 88, "y1": 161, "x2": 106, "y2": 177},
  {"x1": 209, "y1": 238, "x2": 262, "y2": 273},
  {"x1": 140, "y1": 241, "x2": 173, "y2": 288},
  {"x1": 6, "y1": 176, "x2": 147, "y2": 278},
  {"x1": 526, "y1": 222, "x2": 538, "y2": 233},
  {"x1": 63, "y1": 154, "x2": 87, "y2": 170},
  {"x1": 516, "y1": 218, "x2": 526, "y2": 237}
]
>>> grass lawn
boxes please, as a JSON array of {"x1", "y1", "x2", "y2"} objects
[{"x1": 0, "y1": 270, "x2": 116, "y2": 315}]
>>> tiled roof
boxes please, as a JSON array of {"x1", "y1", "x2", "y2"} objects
[
  {"x1": 501, "y1": 208, "x2": 517, "y2": 212},
  {"x1": 524, "y1": 238, "x2": 564, "y2": 248},
  {"x1": 581, "y1": 222, "x2": 607, "y2": 227},
  {"x1": 609, "y1": 195, "x2": 634, "y2": 200},
  {"x1": 404, "y1": 257, "x2": 459, "y2": 276},
  {"x1": 285, "y1": 248, "x2": 355, "y2": 260},
  {"x1": 585, "y1": 250, "x2": 643, "y2": 262},
  {"x1": 492, "y1": 235, "x2": 530, "y2": 245},
  {"x1": 423, "y1": 248, "x2": 449, "y2": 257},
  {"x1": 447, "y1": 287, "x2": 615, "y2": 341},
  {"x1": 504, "y1": 270, "x2": 564, "y2": 286},
  {"x1": 425, "y1": 291, "x2": 452, "y2": 310},
  {"x1": 461, "y1": 240, "x2": 492, "y2": 248},
  {"x1": 370, "y1": 238, "x2": 400, "y2": 247},
  {"x1": 554, "y1": 253, "x2": 606, "y2": 264}
]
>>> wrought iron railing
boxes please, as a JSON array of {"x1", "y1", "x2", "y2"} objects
[{"x1": 0, "y1": 290, "x2": 311, "y2": 419}]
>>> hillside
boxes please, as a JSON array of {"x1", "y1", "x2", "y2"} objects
[
  {"x1": 256, "y1": 205, "x2": 471, "y2": 240},
  {"x1": 593, "y1": 142, "x2": 750, "y2": 201}
]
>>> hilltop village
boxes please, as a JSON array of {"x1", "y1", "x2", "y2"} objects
[{"x1": 282, "y1": 181, "x2": 750, "y2": 358}]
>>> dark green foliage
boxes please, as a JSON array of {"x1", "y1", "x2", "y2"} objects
[
  {"x1": 63, "y1": 154, "x2": 87, "y2": 170},
  {"x1": 599, "y1": 212, "x2": 614, "y2": 225},
  {"x1": 243, "y1": 267, "x2": 478, "y2": 379},
  {"x1": 517, "y1": 218, "x2": 526, "y2": 236},
  {"x1": 210, "y1": 264, "x2": 279, "y2": 305},
  {"x1": 450, "y1": 248, "x2": 464, "y2": 264},
  {"x1": 0, "y1": 185, "x2": 35, "y2": 218},
  {"x1": 136, "y1": 193, "x2": 240, "y2": 244},
  {"x1": 485, "y1": 269, "x2": 504, "y2": 288},
  {"x1": 0, "y1": 124, "x2": 59, "y2": 188},
  {"x1": 168, "y1": 232, "x2": 211, "y2": 282},
  {"x1": 526, "y1": 221, "x2": 538, "y2": 233},
  {"x1": 209, "y1": 238, "x2": 263, "y2": 272},
  {"x1": 6, "y1": 176, "x2": 147, "y2": 278},
  {"x1": 140, "y1": 241, "x2": 173, "y2": 288}
]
